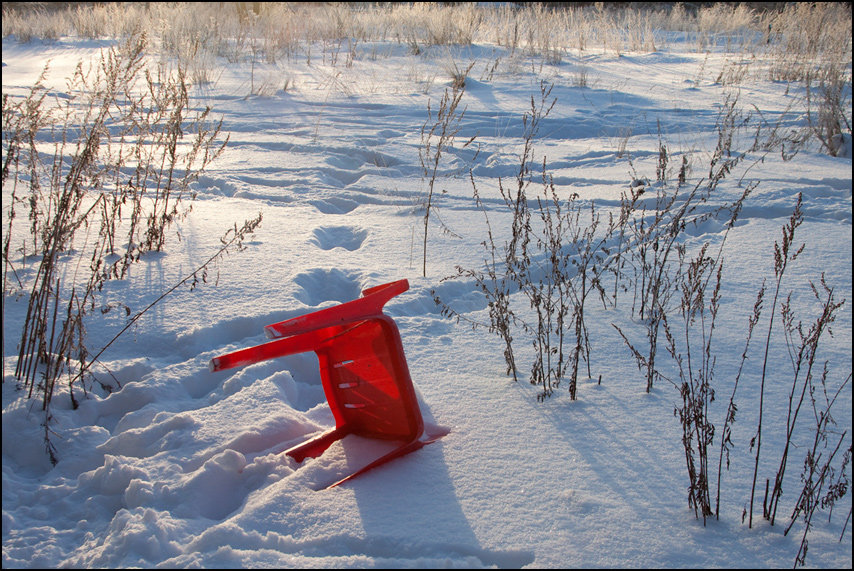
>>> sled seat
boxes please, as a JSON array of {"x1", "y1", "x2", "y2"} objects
[{"x1": 209, "y1": 279, "x2": 446, "y2": 488}]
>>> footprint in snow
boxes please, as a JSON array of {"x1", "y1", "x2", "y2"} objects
[
  {"x1": 310, "y1": 226, "x2": 367, "y2": 251},
  {"x1": 293, "y1": 268, "x2": 362, "y2": 306}
]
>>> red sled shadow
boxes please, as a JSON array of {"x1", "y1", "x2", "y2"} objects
[{"x1": 209, "y1": 279, "x2": 447, "y2": 489}]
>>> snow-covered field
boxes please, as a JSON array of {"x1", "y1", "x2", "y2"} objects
[{"x1": 2, "y1": 5, "x2": 852, "y2": 568}]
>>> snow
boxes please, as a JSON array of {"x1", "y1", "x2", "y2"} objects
[{"x1": 2, "y1": 25, "x2": 852, "y2": 570}]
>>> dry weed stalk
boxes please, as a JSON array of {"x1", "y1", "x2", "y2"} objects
[
  {"x1": 438, "y1": 81, "x2": 616, "y2": 401},
  {"x1": 748, "y1": 194, "x2": 805, "y2": 528},
  {"x1": 2, "y1": 32, "x2": 235, "y2": 462},
  {"x1": 663, "y1": 245, "x2": 722, "y2": 524},
  {"x1": 419, "y1": 82, "x2": 475, "y2": 277}
]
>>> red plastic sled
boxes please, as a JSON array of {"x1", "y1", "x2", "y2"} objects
[{"x1": 209, "y1": 279, "x2": 447, "y2": 488}]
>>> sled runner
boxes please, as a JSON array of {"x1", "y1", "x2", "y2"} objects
[{"x1": 209, "y1": 279, "x2": 447, "y2": 489}]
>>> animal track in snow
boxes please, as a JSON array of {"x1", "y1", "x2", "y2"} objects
[
  {"x1": 310, "y1": 197, "x2": 360, "y2": 214},
  {"x1": 293, "y1": 268, "x2": 362, "y2": 306},
  {"x1": 310, "y1": 226, "x2": 367, "y2": 251}
]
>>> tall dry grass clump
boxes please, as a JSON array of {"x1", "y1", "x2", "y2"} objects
[
  {"x1": 433, "y1": 80, "x2": 850, "y2": 566},
  {"x1": 1, "y1": 32, "x2": 256, "y2": 462},
  {"x1": 6, "y1": 3, "x2": 844, "y2": 68},
  {"x1": 765, "y1": 2, "x2": 853, "y2": 83},
  {"x1": 437, "y1": 81, "x2": 622, "y2": 401},
  {"x1": 2, "y1": 2, "x2": 849, "y2": 92}
]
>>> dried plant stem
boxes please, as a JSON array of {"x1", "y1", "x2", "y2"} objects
[
  {"x1": 67, "y1": 213, "x2": 263, "y2": 390},
  {"x1": 419, "y1": 83, "x2": 471, "y2": 277},
  {"x1": 749, "y1": 193, "x2": 804, "y2": 528},
  {"x1": 2, "y1": 32, "x2": 232, "y2": 462}
]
